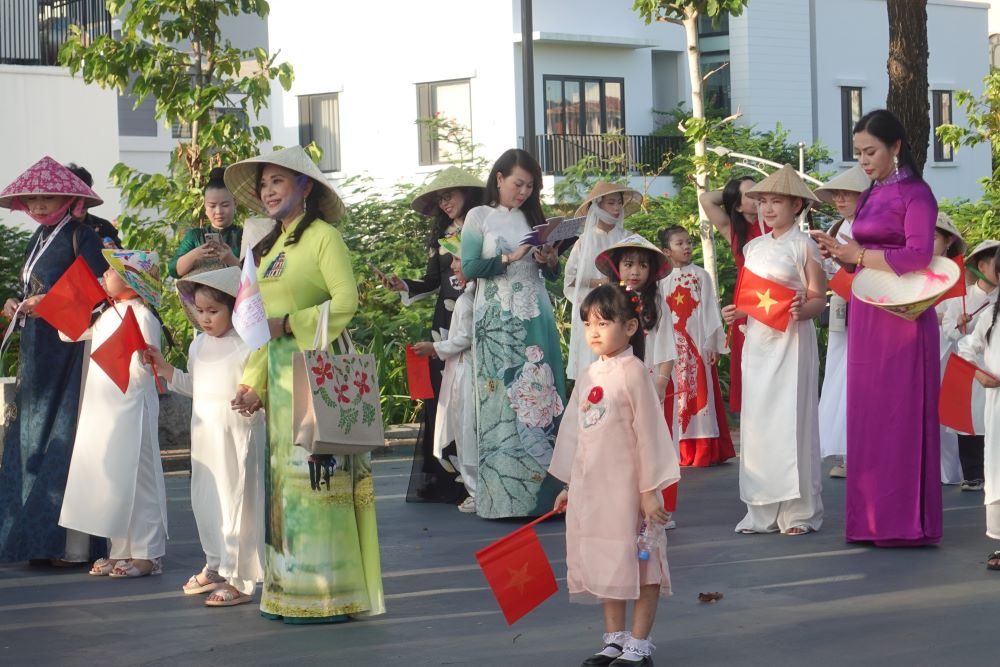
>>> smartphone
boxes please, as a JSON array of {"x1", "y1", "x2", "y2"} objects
[
  {"x1": 204, "y1": 232, "x2": 222, "y2": 245},
  {"x1": 366, "y1": 260, "x2": 387, "y2": 282}
]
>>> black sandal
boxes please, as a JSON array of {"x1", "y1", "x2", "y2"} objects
[{"x1": 986, "y1": 550, "x2": 1000, "y2": 571}]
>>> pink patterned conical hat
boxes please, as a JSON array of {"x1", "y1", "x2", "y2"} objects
[{"x1": 0, "y1": 156, "x2": 103, "y2": 210}]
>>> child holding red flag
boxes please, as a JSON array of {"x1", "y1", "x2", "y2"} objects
[
  {"x1": 59, "y1": 250, "x2": 169, "y2": 578},
  {"x1": 956, "y1": 262, "x2": 1000, "y2": 569},
  {"x1": 145, "y1": 266, "x2": 265, "y2": 606},
  {"x1": 722, "y1": 165, "x2": 826, "y2": 536},
  {"x1": 550, "y1": 283, "x2": 680, "y2": 667},
  {"x1": 659, "y1": 224, "x2": 735, "y2": 468},
  {"x1": 944, "y1": 240, "x2": 1000, "y2": 492}
]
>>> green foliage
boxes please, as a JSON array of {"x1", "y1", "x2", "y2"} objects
[
  {"x1": 633, "y1": 0, "x2": 750, "y2": 24},
  {"x1": 415, "y1": 115, "x2": 491, "y2": 176},
  {"x1": 0, "y1": 224, "x2": 31, "y2": 377},
  {"x1": 58, "y1": 0, "x2": 293, "y2": 366}
]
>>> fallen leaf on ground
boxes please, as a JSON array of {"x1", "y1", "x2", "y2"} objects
[{"x1": 698, "y1": 592, "x2": 724, "y2": 603}]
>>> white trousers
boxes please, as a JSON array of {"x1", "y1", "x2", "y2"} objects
[{"x1": 109, "y1": 434, "x2": 167, "y2": 561}]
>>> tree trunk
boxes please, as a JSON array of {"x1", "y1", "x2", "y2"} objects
[
  {"x1": 886, "y1": 0, "x2": 929, "y2": 172},
  {"x1": 684, "y1": 11, "x2": 718, "y2": 294}
]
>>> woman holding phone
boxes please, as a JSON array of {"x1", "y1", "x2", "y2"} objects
[
  {"x1": 168, "y1": 166, "x2": 243, "y2": 279},
  {"x1": 382, "y1": 167, "x2": 485, "y2": 505}
]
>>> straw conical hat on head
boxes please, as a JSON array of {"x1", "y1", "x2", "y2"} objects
[
  {"x1": 240, "y1": 217, "x2": 277, "y2": 260},
  {"x1": 0, "y1": 155, "x2": 103, "y2": 210},
  {"x1": 103, "y1": 249, "x2": 162, "y2": 309},
  {"x1": 224, "y1": 146, "x2": 345, "y2": 223},
  {"x1": 935, "y1": 213, "x2": 967, "y2": 256},
  {"x1": 410, "y1": 167, "x2": 486, "y2": 217},
  {"x1": 176, "y1": 266, "x2": 242, "y2": 330},
  {"x1": 575, "y1": 181, "x2": 643, "y2": 217},
  {"x1": 967, "y1": 239, "x2": 1000, "y2": 264},
  {"x1": 747, "y1": 164, "x2": 819, "y2": 203},
  {"x1": 814, "y1": 165, "x2": 871, "y2": 203},
  {"x1": 595, "y1": 233, "x2": 670, "y2": 282}
]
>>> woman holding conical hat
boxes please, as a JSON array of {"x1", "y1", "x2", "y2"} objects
[
  {"x1": 0, "y1": 156, "x2": 109, "y2": 565},
  {"x1": 722, "y1": 165, "x2": 827, "y2": 535},
  {"x1": 226, "y1": 145, "x2": 384, "y2": 622},
  {"x1": 813, "y1": 165, "x2": 870, "y2": 478},
  {"x1": 811, "y1": 109, "x2": 942, "y2": 546},
  {"x1": 563, "y1": 181, "x2": 641, "y2": 380},
  {"x1": 382, "y1": 166, "x2": 484, "y2": 505}
]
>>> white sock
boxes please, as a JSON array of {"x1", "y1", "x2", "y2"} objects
[
  {"x1": 596, "y1": 631, "x2": 630, "y2": 657},
  {"x1": 619, "y1": 637, "x2": 655, "y2": 662}
]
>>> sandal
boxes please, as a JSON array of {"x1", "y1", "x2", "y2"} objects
[
  {"x1": 987, "y1": 550, "x2": 1000, "y2": 571},
  {"x1": 109, "y1": 558, "x2": 163, "y2": 578},
  {"x1": 183, "y1": 567, "x2": 226, "y2": 595},
  {"x1": 89, "y1": 558, "x2": 115, "y2": 576},
  {"x1": 205, "y1": 586, "x2": 253, "y2": 608},
  {"x1": 784, "y1": 526, "x2": 812, "y2": 536}
]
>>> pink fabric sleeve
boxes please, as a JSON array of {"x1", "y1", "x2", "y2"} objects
[
  {"x1": 628, "y1": 362, "x2": 681, "y2": 494},
  {"x1": 548, "y1": 384, "x2": 580, "y2": 483},
  {"x1": 883, "y1": 184, "x2": 937, "y2": 276}
]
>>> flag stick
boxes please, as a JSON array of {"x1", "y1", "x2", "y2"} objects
[
  {"x1": 106, "y1": 299, "x2": 165, "y2": 394},
  {"x1": 961, "y1": 294, "x2": 969, "y2": 334}
]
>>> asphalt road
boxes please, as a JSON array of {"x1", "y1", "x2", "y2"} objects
[{"x1": 2, "y1": 452, "x2": 999, "y2": 666}]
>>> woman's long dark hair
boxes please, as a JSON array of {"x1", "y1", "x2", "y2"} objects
[
  {"x1": 606, "y1": 247, "x2": 661, "y2": 334},
  {"x1": 723, "y1": 176, "x2": 757, "y2": 256},
  {"x1": 852, "y1": 109, "x2": 919, "y2": 218},
  {"x1": 483, "y1": 149, "x2": 545, "y2": 228},
  {"x1": 580, "y1": 283, "x2": 646, "y2": 361},
  {"x1": 427, "y1": 187, "x2": 483, "y2": 249},
  {"x1": 255, "y1": 165, "x2": 327, "y2": 257}
]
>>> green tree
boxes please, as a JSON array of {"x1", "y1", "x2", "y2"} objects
[
  {"x1": 0, "y1": 224, "x2": 31, "y2": 376},
  {"x1": 58, "y1": 0, "x2": 293, "y2": 362},
  {"x1": 633, "y1": 0, "x2": 750, "y2": 289}
]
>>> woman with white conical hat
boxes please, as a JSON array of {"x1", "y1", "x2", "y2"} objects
[
  {"x1": 226, "y1": 145, "x2": 384, "y2": 622},
  {"x1": 722, "y1": 165, "x2": 827, "y2": 536}
]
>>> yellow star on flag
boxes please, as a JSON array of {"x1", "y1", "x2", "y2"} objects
[
  {"x1": 672, "y1": 292, "x2": 685, "y2": 306},
  {"x1": 755, "y1": 289, "x2": 779, "y2": 314},
  {"x1": 503, "y1": 562, "x2": 535, "y2": 594}
]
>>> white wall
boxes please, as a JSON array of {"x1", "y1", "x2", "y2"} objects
[
  {"x1": 813, "y1": 0, "x2": 990, "y2": 201},
  {"x1": 0, "y1": 65, "x2": 121, "y2": 230}
]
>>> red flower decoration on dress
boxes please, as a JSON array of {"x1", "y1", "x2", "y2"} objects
[
  {"x1": 353, "y1": 370, "x2": 371, "y2": 396},
  {"x1": 587, "y1": 386, "x2": 604, "y2": 404},
  {"x1": 311, "y1": 355, "x2": 333, "y2": 386}
]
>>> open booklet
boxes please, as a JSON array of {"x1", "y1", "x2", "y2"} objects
[{"x1": 518, "y1": 215, "x2": 586, "y2": 248}]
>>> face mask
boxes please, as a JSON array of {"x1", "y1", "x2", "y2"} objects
[{"x1": 17, "y1": 197, "x2": 82, "y2": 226}]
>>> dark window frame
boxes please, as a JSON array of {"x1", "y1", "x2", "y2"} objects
[
  {"x1": 840, "y1": 87, "x2": 863, "y2": 162},
  {"x1": 542, "y1": 74, "x2": 626, "y2": 136},
  {"x1": 932, "y1": 90, "x2": 954, "y2": 163},
  {"x1": 298, "y1": 92, "x2": 342, "y2": 173},
  {"x1": 416, "y1": 78, "x2": 473, "y2": 167}
]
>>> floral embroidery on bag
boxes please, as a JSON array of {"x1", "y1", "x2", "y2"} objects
[
  {"x1": 310, "y1": 351, "x2": 379, "y2": 433},
  {"x1": 581, "y1": 384, "x2": 607, "y2": 429}
]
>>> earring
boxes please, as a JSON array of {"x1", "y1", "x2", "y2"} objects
[
  {"x1": 893, "y1": 155, "x2": 899, "y2": 175},
  {"x1": 302, "y1": 195, "x2": 308, "y2": 212}
]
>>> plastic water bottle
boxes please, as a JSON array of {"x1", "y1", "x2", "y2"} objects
[{"x1": 637, "y1": 521, "x2": 655, "y2": 561}]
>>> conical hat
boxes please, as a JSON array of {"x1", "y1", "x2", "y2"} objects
[
  {"x1": 224, "y1": 146, "x2": 345, "y2": 223},
  {"x1": 176, "y1": 266, "x2": 241, "y2": 331},
  {"x1": 103, "y1": 249, "x2": 162, "y2": 308},
  {"x1": 438, "y1": 234, "x2": 461, "y2": 257},
  {"x1": 410, "y1": 167, "x2": 486, "y2": 216},
  {"x1": 0, "y1": 156, "x2": 103, "y2": 210},
  {"x1": 935, "y1": 213, "x2": 967, "y2": 256},
  {"x1": 747, "y1": 164, "x2": 819, "y2": 203},
  {"x1": 814, "y1": 165, "x2": 871, "y2": 203},
  {"x1": 240, "y1": 217, "x2": 277, "y2": 260},
  {"x1": 852, "y1": 255, "x2": 961, "y2": 321},
  {"x1": 594, "y1": 233, "x2": 670, "y2": 282},
  {"x1": 967, "y1": 239, "x2": 1000, "y2": 263},
  {"x1": 574, "y1": 181, "x2": 643, "y2": 217}
]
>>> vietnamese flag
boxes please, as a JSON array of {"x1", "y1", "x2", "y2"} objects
[
  {"x1": 934, "y1": 255, "x2": 967, "y2": 305},
  {"x1": 939, "y1": 353, "x2": 992, "y2": 434},
  {"x1": 91, "y1": 306, "x2": 149, "y2": 393},
  {"x1": 34, "y1": 256, "x2": 108, "y2": 340},
  {"x1": 734, "y1": 267, "x2": 796, "y2": 332},
  {"x1": 405, "y1": 344, "x2": 434, "y2": 400},
  {"x1": 475, "y1": 511, "x2": 559, "y2": 625},
  {"x1": 828, "y1": 268, "x2": 855, "y2": 301}
]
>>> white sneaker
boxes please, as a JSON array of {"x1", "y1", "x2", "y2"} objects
[
  {"x1": 457, "y1": 497, "x2": 476, "y2": 513},
  {"x1": 663, "y1": 512, "x2": 676, "y2": 530}
]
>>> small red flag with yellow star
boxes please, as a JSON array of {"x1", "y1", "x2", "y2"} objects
[
  {"x1": 475, "y1": 511, "x2": 559, "y2": 624},
  {"x1": 734, "y1": 267, "x2": 796, "y2": 332}
]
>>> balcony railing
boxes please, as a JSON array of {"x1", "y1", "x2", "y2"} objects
[
  {"x1": 526, "y1": 133, "x2": 688, "y2": 176},
  {"x1": 1, "y1": 0, "x2": 111, "y2": 66}
]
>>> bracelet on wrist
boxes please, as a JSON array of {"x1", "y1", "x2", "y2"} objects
[{"x1": 856, "y1": 247, "x2": 866, "y2": 267}]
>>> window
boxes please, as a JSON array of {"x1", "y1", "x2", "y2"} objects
[
  {"x1": 298, "y1": 93, "x2": 341, "y2": 172},
  {"x1": 933, "y1": 90, "x2": 953, "y2": 162},
  {"x1": 841, "y1": 87, "x2": 863, "y2": 161},
  {"x1": 416, "y1": 79, "x2": 472, "y2": 166},
  {"x1": 543, "y1": 76, "x2": 624, "y2": 135},
  {"x1": 698, "y1": 16, "x2": 731, "y2": 116}
]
